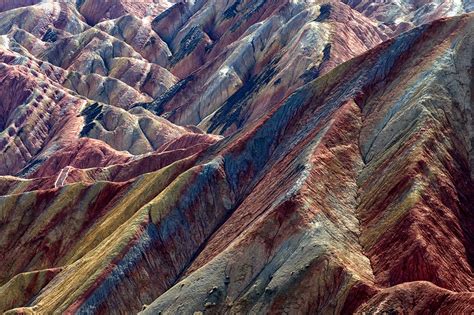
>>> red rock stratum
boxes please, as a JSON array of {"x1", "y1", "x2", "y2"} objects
[{"x1": 0, "y1": 0, "x2": 473, "y2": 314}]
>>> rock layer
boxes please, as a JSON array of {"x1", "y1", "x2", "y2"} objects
[{"x1": 0, "y1": 1, "x2": 473, "y2": 314}]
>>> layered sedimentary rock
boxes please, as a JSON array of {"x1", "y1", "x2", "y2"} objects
[
  {"x1": 77, "y1": 0, "x2": 176, "y2": 25},
  {"x1": 0, "y1": 0, "x2": 473, "y2": 314},
  {"x1": 343, "y1": 0, "x2": 472, "y2": 35}
]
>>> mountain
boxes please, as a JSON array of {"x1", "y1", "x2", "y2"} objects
[{"x1": 0, "y1": 0, "x2": 472, "y2": 314}]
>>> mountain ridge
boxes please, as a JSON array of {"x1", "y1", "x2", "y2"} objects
[{"x1": 0, "y1": 1, "x2": 472, "y2": 314}]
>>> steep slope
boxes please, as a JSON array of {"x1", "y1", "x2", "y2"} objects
[
  {"x1": 139, "y1": 0, "x2": 389, "y2": 134},
  {"x1": 133, "y1": 0, "x2": 472, "y2": 136},
  {"x1": 343, "y1": 0, "x2": 471, "y2": 34},
  {"x1": 0, "y1": 51, "x2": 210, "y2": 176},
  {"x1": 0, "y1": 1, "x2": 473, "y2": 314},
  {"x1": 140, "y1": 13, "x2": 474, "y2": 314},
  {"x1": 0, "y1": 11, "x2": 471, "y2": 314},
  {"x1": 77, "y1": 0, "x2": 176, "y2": 25}
]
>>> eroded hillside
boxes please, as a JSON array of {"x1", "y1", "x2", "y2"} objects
[{"x1": 0, "y1": 0, "x2": 472, "y2": 314}]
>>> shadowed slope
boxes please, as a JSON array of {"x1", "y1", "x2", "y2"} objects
[
  {"x1": 0, "y1": 1, "x2": 472, "y2": 314},
  {"x1": 0, "y1": 13, "x2": 471, "y2": 314}
]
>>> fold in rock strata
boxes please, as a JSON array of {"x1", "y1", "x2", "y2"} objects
[{"x1": 0, "y1": 0, "x2": 472, "y2": 314}]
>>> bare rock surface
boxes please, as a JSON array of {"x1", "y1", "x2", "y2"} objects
[{"x1": 0, "y1": 1, "x2": 472, "y2": 314}]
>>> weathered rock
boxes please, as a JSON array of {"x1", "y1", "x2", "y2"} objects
[
  {"x1": 0, "y1": 1, "x2": 472, "y2": 314},
  {"x1": 0, "y1": 1, "x2": 88, "y2": 38},
  {"x1": 356, "y1": 281, "x2": 474, "y2": 314}
]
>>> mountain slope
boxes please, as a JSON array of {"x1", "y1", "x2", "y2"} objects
[{"x1": 0, "y1": 1, "x2": 472, "y2": 314}]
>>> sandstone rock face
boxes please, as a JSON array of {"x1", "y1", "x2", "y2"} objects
[
  {"x1": 0, "y1": 1, "x2": 41, "y2": 13},
  {"x1": 0, "y1": 0, "x2": 473, "y2": 314},
  {"x1": 343, "y1": 0, "x2": 472, "y2": 35},
  {"x1": 77, "y1": 0, "x2": 176, "y2": 25}
]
